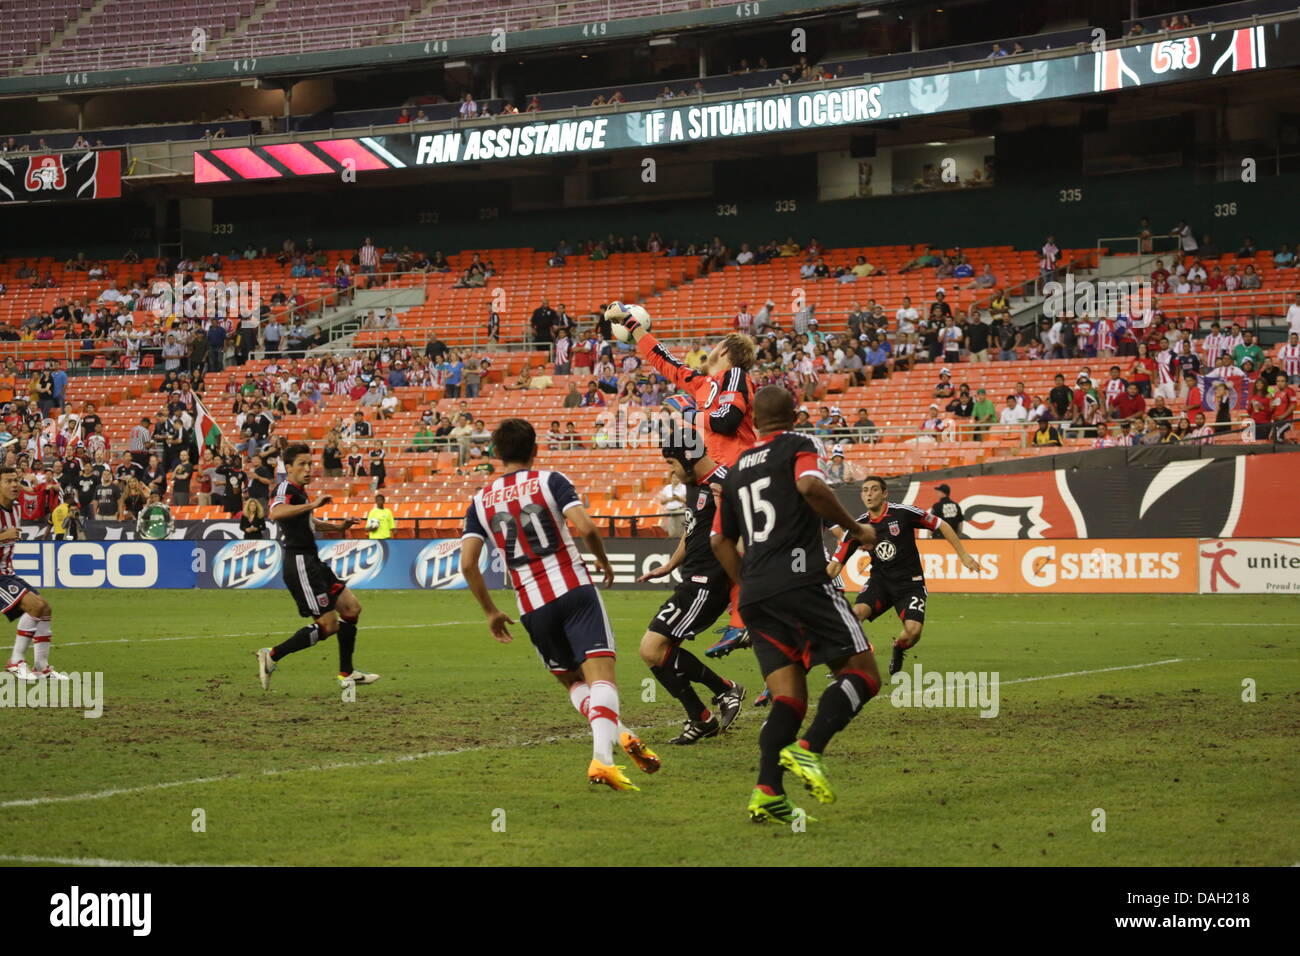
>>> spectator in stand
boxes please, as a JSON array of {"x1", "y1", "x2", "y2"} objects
[
  {"x1": 459, "y1": 93, "x2": 478, "y2": 119},
  {"x1": 170, "y1": 449, "x2": 194, "y2": 507},
  {"x1": 1247, "y1": 378, "x2": 1274, "y2": 440},
  {"x1": 656, "y1": 469, "x2": 688, "y2": 536},
  {"x1": 240, "y1": 497, "x2": 267, "y2": 539},
  {"x1": 1048, "y1": 373, "x2": 1074, "y2": 420},
  {"x1": 1210, "y1": 381, "x2": 1236, "y2": 434},
  {"x1": 1031, "y1": 416, "x2": 1063, "y2": 446},
  {"x1": 1189, "y1": 411, "x2": 1214, "y2": 443},
  {"x1": 1113, "y1": 382, "x2": 1147, "y2": 421},
  {"x1": 529, "y1": 298, "x2": 557, "y2": 344},
  {"x1": 1272, "y1": 375, "x2": 1296, "y2": 442},
  {"x1": 563, "y1": 421, "x2": 583, "y2": 449},
  {"x1": 1129, "y1": 342, "x2": 1156, "y2": 397},
  {"x1": 1177, "y1": 370, "x2": 1204, "y2": 415},
  {"x1": 580, "y1": 381, "x2": 606, "y2": 407},
  {"x1": 1000, "y1": 395, "x2": 1028, "y2": 427},
  {"x1": 1233, "y1": 330, "x2": 1264, "y2": 368}
]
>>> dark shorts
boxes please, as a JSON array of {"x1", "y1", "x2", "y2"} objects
[
  {"x1": 855, "y1": 577, "x2": 928, "y2": 624},
  {"x1": 647, "y1": 580, "x2": 731, "y2": 644},
  {"x1": 0, "y1": 574, "x2": 33, "y2": 621},
  {"x1": 743, "y1": 582, "x2": 870, "y2": 678},
  {"x1": 520, "y1": 584, "x2": 615, "y2": 674},
  {"x1": 283, "y1": 551, "x2": 346, "y2": 619}
]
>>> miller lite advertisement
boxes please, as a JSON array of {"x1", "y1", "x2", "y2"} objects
[{"x1": 0, "y1": 149, "x2": 122, "y2": 204}]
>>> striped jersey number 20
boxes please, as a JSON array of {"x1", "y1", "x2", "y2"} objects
[
  {"x1": 737, "y1": 477, "x2": 775, "y2": 543},
  {"x1": 489, "y1": 505, "x2": 557, "y2": 564}
]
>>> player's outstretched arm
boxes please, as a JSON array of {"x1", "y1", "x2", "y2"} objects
[
  {"x1": 937, "y1": 519, "x2": 981, "y2": 572},
  {"x1": 797, "y1": 475, "x2": 876, "y2": 549},
  {"x1": 460, "y1": 536, "x2": 513, "y2": 642},
  {"x1": 565, "y1": 503, "x2": 614, "y2": 587}
]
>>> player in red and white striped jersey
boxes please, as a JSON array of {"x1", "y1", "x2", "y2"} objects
[
  {"x1": 1279, "y1": 332, "x2": 1300, "y2": 382},
  {"x1": 460, "y1": 419, "x2": 661, "y2": 792},
  {"x1": 0, "y1": 468, "x2": 67, "y2": 682}
]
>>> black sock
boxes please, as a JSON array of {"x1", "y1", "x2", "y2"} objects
[
  {"x1": 271, "y1": 623, "x2": 321, "y2": 661},
  {"x1": 337, "y1": 619, "x2": 357, "y2": 674},
  {"x1": 672, "y1": 647, "x2": 730, "y2": 696},
  {"x1": 758, "y1": 696, "x2": 806, "y2": 794},
  {"x1": 801, "y1": 671, "x2": 878, "y2": 754},
  {"x1": 651, "y1": 664, "x2": 710, "y2": 722}
]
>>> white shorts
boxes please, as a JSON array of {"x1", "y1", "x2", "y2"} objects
[{"x1": 1154, "y1": 382, "x2": 1176, "y2": 402}]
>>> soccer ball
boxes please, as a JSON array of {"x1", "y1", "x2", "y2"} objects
[
  {"x1": 366, "y1": 518, "x2": 380, "y2": 531},
  {"x1": 607, "y1": 302, "x2": 651, "y2": 343}
]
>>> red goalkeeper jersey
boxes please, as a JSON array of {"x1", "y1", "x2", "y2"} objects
[{"x1": 637, "y1": 332, "x2": 755, "y2": 467}]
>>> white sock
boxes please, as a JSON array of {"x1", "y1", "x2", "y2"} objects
[
  {"x1": 33, "y1": 618, "x2": 51, "y2": 671},
  {"x1": 587, "y1": 680, "x2": 621, "y2": 765},
  {"x1": 10, "y1": 613, "x2": 36, "y2": 664},
  {"x1": 570, "y1": 680, "x2": 632, "y2": 736},
  {"x1": 567, "y1": 681, "x2": 590, "y2": 718}
]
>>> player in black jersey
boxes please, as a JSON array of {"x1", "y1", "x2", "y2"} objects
[
  {"x1": 254, "y1": 443, "x2": 380, "y2": 691},
  {"x1": 636, "y1": 437, "x2": 746, "y2": 744},
  {"x1": 712, "y1": 386, "x2": 880, "y2": 824},
  {"x1": 827, "y1": 475, "x2": 981, "y2": 677}
]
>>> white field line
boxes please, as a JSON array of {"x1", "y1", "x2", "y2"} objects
[
  {"x1": 998, "y1": 658, "x2": 1185, "y2": 685},
  {"x1": 967, "y1": 620, "x2": 1297, "y2": 627},
  {"x1": 58, "y1": 621, "x2": 476, "y2": 648},
  {"x1": 1, "y1": 657, "x2": 1199, "y2": 811},
  {"x1": 0, "y1": 853, "x2": 249, "y2": 867}
]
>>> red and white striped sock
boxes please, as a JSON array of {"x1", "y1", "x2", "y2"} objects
[
  {"x1": 588, "y1": 680, "x2": 621, "y2": 765},
  {"x1": 567, "y1": 681, "x2": 590, "y2": 718},
  {"x1": 32, "y1": 617, "x2": 52, "y2": 671},
  {"x1": 10, "y1": 613, "x2": 36, "y2": 665}
]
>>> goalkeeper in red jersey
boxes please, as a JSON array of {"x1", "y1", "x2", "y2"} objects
[{"x1": 605, "y1": 302, "x2": 757, "y2": 657}]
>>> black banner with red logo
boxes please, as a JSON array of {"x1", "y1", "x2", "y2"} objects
[{"x1": 0, "y1": 150, "x2": 122, "y2": 203}]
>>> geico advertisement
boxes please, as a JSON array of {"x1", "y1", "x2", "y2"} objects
[
  {"x1": 11, "y1": 540, "x2": 497, "y2": 590},
  {"x1": 1198, "y1": 538, "x2": 1300, "y2": 594},
  {"x1": 839, "y1": 539, "x2": 1198, "y2": 594}
]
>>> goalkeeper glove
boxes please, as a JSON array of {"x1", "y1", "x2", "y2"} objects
[{"x1": 663, "y1": 394, "x2": 698, "y2": 425}]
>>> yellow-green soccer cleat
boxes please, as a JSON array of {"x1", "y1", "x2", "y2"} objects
[
  {"x1": 747, "y1": 788, "x2": 815, "y2": 824},
  {"x1": 619, "y1": 731, "x2": 662, "y2": 774},
  {"x1": 588, "y1": 759, "x2": 641, "y2": 792},
  {"x1": 778, "y1": 742, "x2": 836, "y2": 804}
]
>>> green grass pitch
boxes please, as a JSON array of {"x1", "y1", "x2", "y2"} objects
[{"x1": 0, "y1": 589, "x2": 1296, "y2": 866}]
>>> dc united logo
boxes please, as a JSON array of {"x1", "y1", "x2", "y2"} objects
[
  {"x1": 888, "y1": 521, "x2": 900, "y2": 537},
  {"x1": 25, "y1": 156, "x2": 66, "y2": 191},
  {"x1": 317, "y1": 594, "x2": 329, "y2": 609},
  {"x1": 696, "y1": 491, "x2": 708, "y2": 510}
]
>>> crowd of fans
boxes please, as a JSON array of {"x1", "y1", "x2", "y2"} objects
[{"x1": 3, "y1": 220, "x2": 1296, "y2": 535}]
